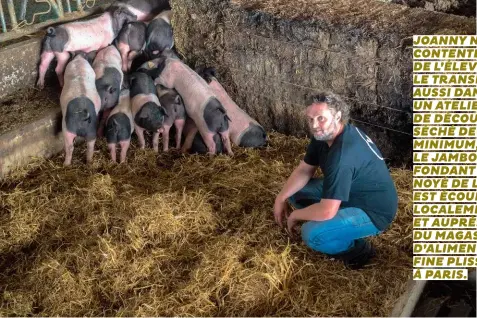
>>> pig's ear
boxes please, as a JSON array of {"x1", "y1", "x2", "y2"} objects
[
  {"x1": 174, "y1": 95, "x2": 181, "y2": 105},
  {"x1": 160, "y1": 107, "x2": 169, "y2": 118},
  {"x1": 86, "y1": 50, "x2": 97, "y2": 62},
  {"x1": 147, "y1": 68, "x2": 162, "y2": 80},
  {"x1": 217, "y1": 104, "x2": 227, "y2": 114},
  {"x1": 116, "y1": 7, "x2": 137, "y2": 21},
  {"x1": 122, "y1": 75, "x2": 130, "y2": 89}
]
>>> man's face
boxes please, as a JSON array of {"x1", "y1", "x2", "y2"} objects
[{"x1": 305, "y1": 102, "x2": 340, "y2": 141}]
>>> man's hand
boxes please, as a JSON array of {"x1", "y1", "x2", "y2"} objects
[
  {"x1": 273, "y1": 195, "x2": 289, "y2": 227},
  {"x1": 287, "y1": 212, "x2": 299, "y2": 238}
]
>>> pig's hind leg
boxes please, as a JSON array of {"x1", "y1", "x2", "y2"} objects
[
  {"x1": 55, "y1": 51, "x2": 71, "y2": 87},
  {"x1": 174, "y1": 118, "x2": 185, "y2": 149},
  {"x1": 181, "y1": 125, "x2": 198, "y2": 154},
  {"x1": 119, "y1": 140, "x2": 131, "y2": 163},
  {"x1": 37, "y1": 51, "x2": 55, "y2": 89},
  {"x1": 63, "y1": 130, "x2": 76, "y2": 166},
  {"x1": 201, "y1": 132, "x2": 218, "y2": 155},
  {"x1": 161, "y1": 124, "x2": 171, "y2": 152},
  {"x1": 86, "y1": 138, "x2": 96, "y2": 164},
  {"x1": 219, "y1": 130, "x2": 233, "y2": 156},
  {"x1": 152, "y1": 130, "x2": 160, "y2": 152},
  {"x1": 135, "y1": 125, "x2": 146, "y2": 149},
  {"x1": 108, "y1": 143, "x2": 117, "y2": 163}
]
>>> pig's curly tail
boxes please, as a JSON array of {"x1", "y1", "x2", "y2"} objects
[{"x1": 46, "y1": 27, "x2": 56, "y2": 37}]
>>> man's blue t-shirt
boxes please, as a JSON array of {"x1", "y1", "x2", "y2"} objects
[{"x1": 303, "y1": 123, "x2": 398, "y2": 231}]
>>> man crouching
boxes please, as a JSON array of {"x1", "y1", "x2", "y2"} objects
[{"x1": 273, "y1": 92, "x2": 398, "y2": 270}]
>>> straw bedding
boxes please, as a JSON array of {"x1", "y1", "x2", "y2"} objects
[{"x1": 0, "y1": 132, "x2": 413, "y2": 316}]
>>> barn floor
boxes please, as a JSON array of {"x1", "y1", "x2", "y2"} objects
[{"x1": 0, "y1": 131, "x2": 413, "y2": 317}]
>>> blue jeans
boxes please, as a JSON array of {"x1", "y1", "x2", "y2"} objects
[{"x1": 288, "y1": 178, "x2": 381, "y2": 255}]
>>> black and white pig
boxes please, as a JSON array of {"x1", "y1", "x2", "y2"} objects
[
  {"x1": 105, "y1": 89, "x2": 134, "y2": 163},
  {"x1": 129, "y1": 71, "x2": 168, "y2": 152},
  {"x1": 147, "y1": 55, "x2": 234, "y2": 156},
  {"x1": 115, "y1": 21, "x2": 147, "y2": 72},
  {"x1": 156, "y1": 85, "x2": 185, "y2": 151},
  {"x1": 200, "y1": 67, "x2": 267, "y2": 148},
  {"x1": 60, "y1": 53, "x2": 101, "y2": 166},
  {"x1": 93, "y1": 45, "x2": 123, "y2": 110},
  {"x1": 181, "y1": 116, "x2": 224, "y2": 155},
  {"x1": 109, "y1": 0, "x2": 171, "y2": 22},
  {"x1": 37, "y1": 7, "x2": 136, "y2": 89},
  {"x1": 145, "y1": 10, "x2": 174, "y2": 56}
]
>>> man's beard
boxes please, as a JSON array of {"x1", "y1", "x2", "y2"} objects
[{"x1": 312, "y1": 121, "x2": 338, "y2": 141}]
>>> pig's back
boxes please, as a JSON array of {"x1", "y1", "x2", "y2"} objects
[
  {"x1": 61, "y1": 57, "x2": 100, "y2": 114},
  {"x1": 208, "y1": 79, "x2": 261, "y2": 145},
  {"x1": 93, "y1": 46, "x2": 122, "y2": 72},
  {"x1": 154, "y1": 10, "x2": 172, "y2": 23},
  {"x1": 110, "y1": 91, "x2": 132, "y2": 116},
  {"x1": 63, "y1": 14, "x2": 114, "y2": 52},
  {"x1": 165, "y1": 60, "x2": 215, "y2": 116}
]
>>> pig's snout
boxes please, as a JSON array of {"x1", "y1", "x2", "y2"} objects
[{"x1": 239, "y1": 123, "x2": 268, "y2": 148}]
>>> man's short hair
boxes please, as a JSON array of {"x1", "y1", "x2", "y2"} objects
[{"x1": 306, "y1": 91, "x2": 350, "y2": 124}]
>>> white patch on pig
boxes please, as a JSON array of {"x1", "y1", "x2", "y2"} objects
[
  {"x1": 63, "y1": 13, "x2": 115, "y2": 53},
  {"x1": 93, "y1": 45, "x2": 122, "y2": 81}
]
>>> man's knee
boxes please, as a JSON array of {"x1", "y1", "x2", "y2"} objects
[{"x1": 300, "y1": 221, "x2": 350, "y2": 254}]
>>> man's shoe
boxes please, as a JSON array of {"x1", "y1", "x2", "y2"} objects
[{"x1": 331, "y1": 239, "x2": 376, "y2": 270}]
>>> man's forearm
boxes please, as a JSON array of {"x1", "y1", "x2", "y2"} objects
[
  {"x1": 277, "y1": 165, "x2": 314, "y2": 202},
  {"x1": 292, "y1": 203, "x2": 335, "y2": 222}
]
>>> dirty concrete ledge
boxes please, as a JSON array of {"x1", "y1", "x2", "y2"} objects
[
  {"x1": 0, "y1": 38, "x2": 50, "y2": 100},
  {"x1": 389, "y1": 279, "x2": 427, "y2": 317},
  {"x1": 0, "y1": 109, "x2": 63, "y2": 179}
]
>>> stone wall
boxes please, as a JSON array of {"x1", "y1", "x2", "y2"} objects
[
  {"x1": 386, "y1": 0, "x2": 476, "y2": 17},
  {"x1": 170, "y1": 0, "x2": 475, "y2": 167}
]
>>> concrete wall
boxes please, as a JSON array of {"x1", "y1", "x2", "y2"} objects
[
  {"x1": 387, "y1": 0, "x2": 476, "y2": 17},
  {"x1": 170, "y1": 0, "x2": 475, "y2": 167},
  {"x1": 0, "y1": 38, "x2": 56, "y2": 100},
  {"x1": 0, "y1": 109, "x2": 63, "y2": 178}
]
